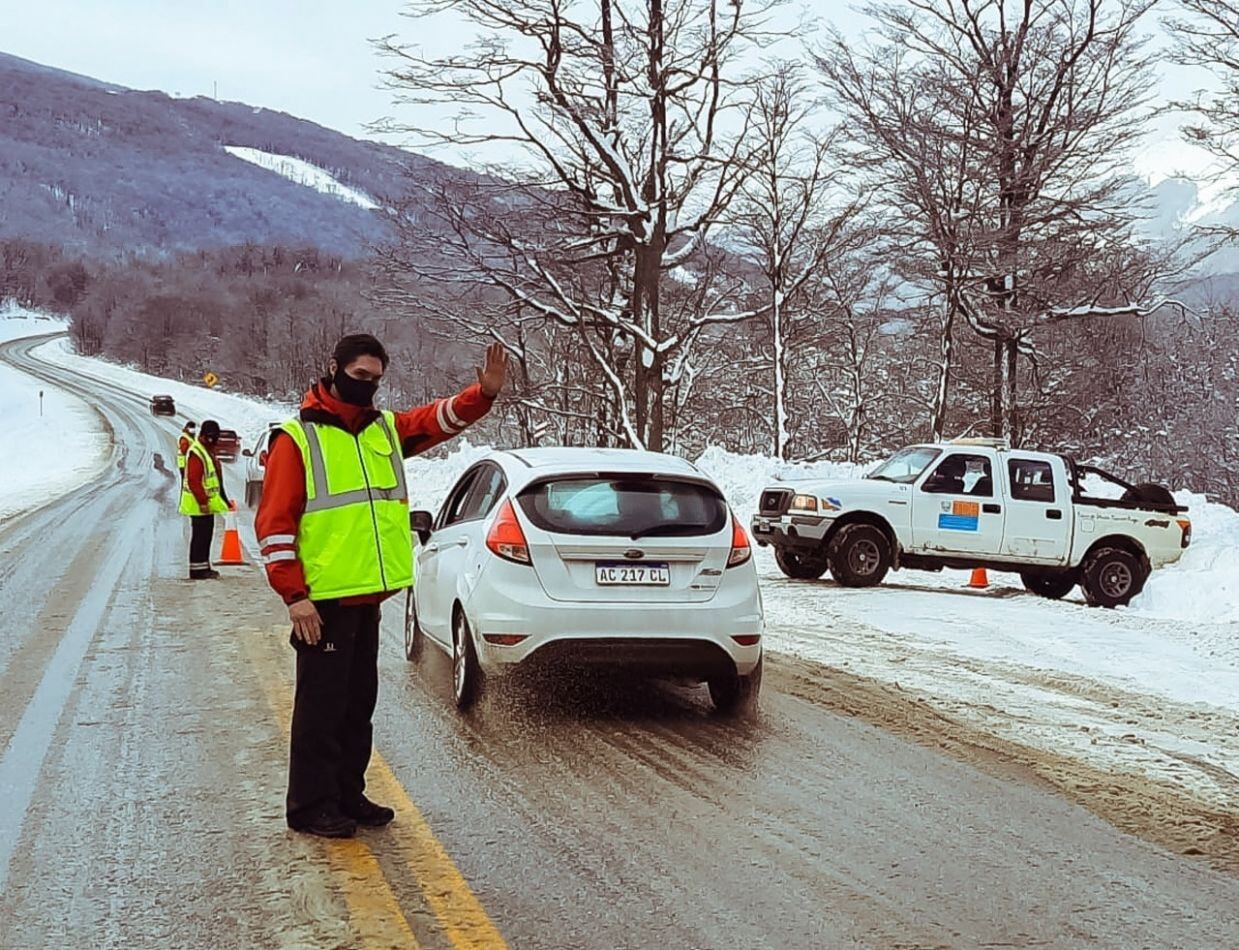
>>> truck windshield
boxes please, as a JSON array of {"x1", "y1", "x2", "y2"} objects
[{"x1": 867, "y1": 446, "x2": 941, "y2": 484}]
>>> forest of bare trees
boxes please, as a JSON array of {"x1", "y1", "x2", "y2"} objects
[{"x1": 370, "y1": 0, "x2": 1237, "y2": 500}]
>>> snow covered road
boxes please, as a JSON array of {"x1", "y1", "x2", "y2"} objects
[{"x1": 0, "y1": 314, "x2": 110, "y2": 520}]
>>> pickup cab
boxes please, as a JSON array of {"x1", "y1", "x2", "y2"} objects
[{"x1": 750, "y1": 439, "x2": 1191, "y2": 608}]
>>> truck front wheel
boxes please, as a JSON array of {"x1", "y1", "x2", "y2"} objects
[
  {"x1": 828, "y1": 523, "x2": 891, "y2": 588},
  {"x1": 1020, "y1": 570, "x2": 1077, "y2": 600},
  {"x1": 774, "y1": 547, "x2": 830, "y2": 580},
  {"x1": 1081, "y1": 547, "x2": 1148, "y2": 608}
]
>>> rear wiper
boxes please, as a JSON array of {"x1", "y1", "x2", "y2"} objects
[{"x1": 630, "y1": 523, "x2": 709, "y2": 540}]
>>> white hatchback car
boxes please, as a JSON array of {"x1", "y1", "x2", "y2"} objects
[{"x1": 404, "y1": 447, "x2": 764, "y2": 713}]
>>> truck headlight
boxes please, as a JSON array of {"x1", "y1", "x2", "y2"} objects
[{"x1": 790, "y1": 494, "x2": 818, "y2": 512}]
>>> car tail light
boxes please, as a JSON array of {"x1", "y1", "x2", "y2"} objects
[
  {"x1": 1177, "y1": 518, "x2": 1192, "y2": 548},
  {"x1": 487, "y1": 500, "x2": 531, "y2": 564},
  {"x1": 727, "y1": 510, "x2": 751, "y2": 567},
  {"x1": 483, "y1": 634, "x2": 529, "y2": 646},
  {"x1": 731, "y1": 634, "x2": 761, "y2": 646}
]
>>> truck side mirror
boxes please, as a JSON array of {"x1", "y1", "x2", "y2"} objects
[
  {"x1": 410, "y1": 510, "x2": 433, "y2": 545},
  {"x1": 241, "y1": 448, "x2": 254, "y2": 458}
]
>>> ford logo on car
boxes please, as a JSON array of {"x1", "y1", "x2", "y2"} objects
[{"x1": 624, "y1": 549, "x2": 645, "y2": 560}]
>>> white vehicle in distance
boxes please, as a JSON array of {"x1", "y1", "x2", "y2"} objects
[
  {"x1": 404, "y1": 447, "x2": 764, "y2": 714},
  {"x1": 240, "y1": 422, "x2": 282, "y2": 508}
]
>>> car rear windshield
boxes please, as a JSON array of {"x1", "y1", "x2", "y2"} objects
[{"x1": 517, "y1": 476, "x2": 728, "y2": 538}]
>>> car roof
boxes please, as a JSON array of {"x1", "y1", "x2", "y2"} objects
[{"x1": 490, "y1": 446, "x2": 704, "y2": 479}]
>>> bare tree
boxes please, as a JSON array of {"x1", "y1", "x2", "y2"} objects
[
  {"x1": 374, "y1": 0, "x2": 783, "y2": 451},
  {"x1": 727, "y1": 64, "x2": 860, "y2": 458},
  {"x1": 820, "y1": 0, "x2": 1170, "y2": 445}
]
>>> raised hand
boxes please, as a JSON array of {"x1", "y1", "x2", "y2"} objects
[{"x1": 476, "y1": 341, "x2": 508, "y2": 398}]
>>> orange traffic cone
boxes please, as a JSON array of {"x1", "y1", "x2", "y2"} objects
[
  {"x1": 967, "y1": 567, "x2": 988, "y2": 589},
  {"x1": 218, "y1": 500, "x2": 246, "y2": 565}
]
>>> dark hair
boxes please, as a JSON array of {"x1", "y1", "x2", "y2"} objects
[
  {"x1": 199, "y1": 420, "x2": 221, "y2": 440},
  {"x1": 332, "y1": 333, "x2": 389, "y2": 372}
]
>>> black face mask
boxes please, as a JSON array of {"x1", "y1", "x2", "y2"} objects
[{"x1": 332, "y1": 367, "x2": 379, "y2": 407}]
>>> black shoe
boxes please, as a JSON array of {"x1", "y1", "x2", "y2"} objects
[
  {"x1": 288, "y1": 807, "x2": 357, "y2": 839},
  {"x1": 188, "y1": 568, "x2": 220, "y2": 580},
  {"x1": 343, "y1": 796, "x2": 395, "y2": 827}
]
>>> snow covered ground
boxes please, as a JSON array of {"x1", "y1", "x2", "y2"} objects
[
  {"x1": 16, "y1": 337, "x2": 1239, "y2": 807},
  {"x1": 0, "y1": 308, "x2": 110, "y2": 521}
]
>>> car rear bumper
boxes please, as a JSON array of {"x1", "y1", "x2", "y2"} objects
[{"x1": 465, "y1": 564, "x2": 763, "y2": 677}]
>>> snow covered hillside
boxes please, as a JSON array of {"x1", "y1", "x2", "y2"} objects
[
  {"x1": 0, "y1": 308, "x2": 109, "y2": 520},
  {"x1": 224, "y1": 146, "x2": 379, "y2": 210}
]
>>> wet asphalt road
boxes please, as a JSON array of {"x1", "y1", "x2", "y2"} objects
[{"x1": 1, "y1": 333, "x2": 1238, "y2": 948}]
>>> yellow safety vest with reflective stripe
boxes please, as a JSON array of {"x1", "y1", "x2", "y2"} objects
[
  {"x1": 279, "y1": 413, "x2": 413, "y2": 601},
  {"x1": 178, "y1": 440, "x2": 229, "y2": 516},
  {"x1": 176, "y1": 434, "x2": 191, "y2": 471}
]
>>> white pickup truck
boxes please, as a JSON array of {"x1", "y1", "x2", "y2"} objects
[{"x1": 750, "y1": 440, "x2": 1192, "y2": 608}]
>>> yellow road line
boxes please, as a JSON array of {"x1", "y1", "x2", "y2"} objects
[
  {"x1": 251, "y1": 641, "x2": 421, "y2": 948},
  {"x1": 249, "y1": 626, "x2": 505, "y2": 948},
  {"x1": 324, "y1": 837, "x2": 422, "y2": 949},
  {"x1": 364, "y1": 756, "x2": 507, "y2": 950}
]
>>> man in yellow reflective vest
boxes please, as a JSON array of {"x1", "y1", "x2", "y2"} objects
[
  {"x1": 256, "y1": 333, "x2": 506, "y2": 838},
  {"x1": 179, "y1": 420, "x2": 231, "y2": 579}
]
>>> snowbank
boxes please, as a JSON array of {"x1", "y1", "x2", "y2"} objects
[
  {"x1": 0, "y1": 308, "x2": 110, "y2": 521},
  {"x1": 1134, "y1": 491, "x2": 1239, "y2": 623},
  {"x1": 692, "y1": 445, "x2": 865, "y2": 514}
]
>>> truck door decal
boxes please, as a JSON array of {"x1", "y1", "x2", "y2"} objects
[{"x1": 938, "y1": 500, "x2": 980, "y2": 531}]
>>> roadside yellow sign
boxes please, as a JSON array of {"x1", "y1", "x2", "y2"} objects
[{"x1": 203, "y1": 372, "x2": 219, "y2": 387}]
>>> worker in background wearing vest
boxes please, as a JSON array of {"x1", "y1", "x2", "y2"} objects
[
  {"x1": 256, "y1": 333, "x2": 506, "y2": 839},
  {"x1": 176, "y1": 421, "x2": 197, "y2": 477},
  {"x1": 180, "y1": 420, "x2": 231, "y2": 579}
]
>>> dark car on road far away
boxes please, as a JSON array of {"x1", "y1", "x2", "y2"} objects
[{"x1": 149, "y1": 395, "x2": 175, "y2": 416}]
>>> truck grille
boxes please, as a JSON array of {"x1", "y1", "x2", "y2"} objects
[{"x1": 759, "y1": 489, "x2": 793, "y2": 516}]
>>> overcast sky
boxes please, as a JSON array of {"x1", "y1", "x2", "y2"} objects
[{"x1": 3, "y1": 0, "x2": 1219, "y2": 183}]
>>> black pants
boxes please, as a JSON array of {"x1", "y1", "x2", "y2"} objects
[
  {"x1": 189, "y1": 515, "x2": 214, "y2": 572},
  {"x1": 286, "y1": 600, "x2": 381, "y2": 824}
]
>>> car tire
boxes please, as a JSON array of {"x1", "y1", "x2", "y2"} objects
[
  {"x1": 403, "y1": 589, "x2": 423, "y2": 662},
  {"x1": 1020, "y1": 570, "x2": 1077, "y2": 600},
  {"x1": 709, "y1": 654, "x2": 762, "y2": 716},
  {"x1": 827, "y1": 523, "x2": 891, "y2": 587},
  {"x1": 244, "y1": 480, "x2": 263, "y2": 509},
  {"x1": 774, "y1": 547, "x2": 830, "y2": 580},
  {"x1": 1080, "y1": 547, "x2": 1148, "y2": 608},
  {"x1": 452, "y1": 608, "x2": 483, "y2": 710}
]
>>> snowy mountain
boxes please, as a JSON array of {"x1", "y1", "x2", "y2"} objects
[
  {"x1": 1141, "y1": 175, "x2": 1239, "y2": 275},
  {"x1": 0, "y1": 52, "x2": 463, "y2": 257}
]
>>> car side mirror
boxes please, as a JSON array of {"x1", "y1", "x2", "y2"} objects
[
  {"x1": 410, "y1": 510, "x2": 433, "y2": 545},
  {"x1": 241, "y1": 448, "x2": 254, "y2": 458}
]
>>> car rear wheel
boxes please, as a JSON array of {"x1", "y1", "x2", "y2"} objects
[
  {"x1": 708, "y1": 654, "x2": 762, "y2": 716},
  {"x1": 1021, "y1": 570, "x2": 1077, "y2": 600},
  {"x1": 403, "y1": 590, "x2": 423, "y2": 662},
  {"x1": 1081, "y1": 547, "x2": 1148, "y2": 608},
  {"x1": 452, "y1": 609, "x2": 482, "y2": 710},
  {"x1": 774, "y1": 547, "x2": 830, "y2": 580},
  {"x1": 827, "y1": 523, "x2": 891, "y2": 587}
]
